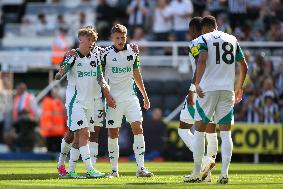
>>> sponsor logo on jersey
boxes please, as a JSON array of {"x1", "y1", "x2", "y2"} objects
[
  {"x1": 77, "y1": 70, "x2": 97, "y2": 77},
  {"x1": 112, "y1": 66, "x2": 132, "y2": 74}
]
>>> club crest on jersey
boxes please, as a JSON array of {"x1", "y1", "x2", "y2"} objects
[
  {"x1": 77, "y1": 63, "x2": 82, "y2": 67},
  {"x1": 112, "y1": 58, "x2": 117, "y2": 62},
  {"x1": 90, "y1": 61, "x2": 96, "y2": 67},
  {"x1": 127, "y1": 55, "x2": 133, "y2": 61}
]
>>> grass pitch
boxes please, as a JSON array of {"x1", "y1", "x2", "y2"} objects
[{"x1": 0, "y1": 161, "x2": 282, "y2": 189}]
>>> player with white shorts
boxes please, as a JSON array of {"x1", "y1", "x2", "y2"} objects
[
  {"x1": 187, "y1": 16, "x2": 247, "y2": 184},
  {"x1": 101, "y1": 24, "x2": 153, "y2": 178}
]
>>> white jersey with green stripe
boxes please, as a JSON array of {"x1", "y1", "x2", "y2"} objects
[
  {"x1": 101, "y1": 44, "x2": 140, "y2": 103},
  {"x1": 188, "y1": 36, "x2": 202, "y2": 76},
  {"x1": 197, "y1": 30, "x2": 244, "y2": 92},
  {"x1": 63, "y1": 46, "x2": 102, "y2": 109}
]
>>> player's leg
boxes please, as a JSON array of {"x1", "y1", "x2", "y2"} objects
[
  {"x1": 66, "y1": 131, "x2": 85, "y2": 178},
  {"x1": 178, "y1": 96, "x2": 194, "y2": 151},
  {"x1": 89, "y1": 98, "x2": 104, "y2": 168},
  {"x1": 57, "y1": 85, "x2": 76, "y2": 176},
  {"x1": 202, "y1": 122, "x2": 217, "y2": 182},
  {"x1": 57, "y1": 131, "x2": 74, "y2": 176},
  {"x1": 184, "y1": 91, "x2": 217, "y2": 182},
  {"x1": 106, "y1": 103, "x2": 123, "y2": 177},
  {"x1": 215, "y1": 91, "x2": 234, "y2": 184},
  {"x1": 86, "y1": 103, "x2": 105, "y2": 177},
  {"x1": 126, "y1": 98, "x2": 153, "y2": 177}
]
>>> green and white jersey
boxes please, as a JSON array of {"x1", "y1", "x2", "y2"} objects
[
  {"x1": 100, "y1": 44, "x2": 140, "y2": 103},
  {"x1": 197, "y1": 30, "x2": 244, "y2": 92},
  {"x1": 63, "y1": 47, "x2": 102, "y2": 109},
  {"x1": 188, "y1": 37, "x2": 202, "y2": 76}
]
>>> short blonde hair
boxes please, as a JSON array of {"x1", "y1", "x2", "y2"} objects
[
  {"x1": 111, "y1": 24, "x2": 127, "y2": 34},
  {"x1": 78, "y1": 26, "x2": 98, "y2": 41}
]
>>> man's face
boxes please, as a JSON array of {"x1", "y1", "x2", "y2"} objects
[
  {"x1": 111, "y1": 32, "x2": 127, "y2": 50},
  {"x1": 79, "y1": 35, "x2": 96, "y2": 50}
]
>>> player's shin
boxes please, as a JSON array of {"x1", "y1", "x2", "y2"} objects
[
  {"x1": 89, "y1": 141, "x2": 98, "y2": 168},
  {"x1": 205, "y1": 133, "x2": 218, "y2": 160},
  {"x1": 58, "y1": 138, "x2": 72, "y2": 166},
  {"x1": 108, "y1": 137, "x2": 119, "y2": 172},
  {"x1": 178, "y1": 127, "x2": 194, "y2": 151},
  {"x1": 193, "y1": 130, "x2": 205, "y2": 174},
  {"x1": 68, "y1": 147, "x2": 80, "y2": 173},
  {"x1": 133, "y1": 134, "x2": 145, "y2": 171},
  {"x1": 220, "y1": 130, "x2": 233, "y2": 177}
]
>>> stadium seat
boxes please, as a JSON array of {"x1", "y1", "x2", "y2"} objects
[
  {"x1": 160, "y1": 80, "x2": 180, "y2": 95},
  {"x1": 145, "y1": 80, "x2": 164, "y2": 95},
  {"x1": 149, "y1": 94, "x2": 164, "y2": 109}
]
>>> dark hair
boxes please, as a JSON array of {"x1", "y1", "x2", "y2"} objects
[
  {"x1": 189, "y1": 17, "x2": 202, "y2": 31},
  {"x1": 201, "y1": 15, "x2": 217, "y2": 29}
]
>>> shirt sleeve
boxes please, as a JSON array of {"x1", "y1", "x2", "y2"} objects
[
  {"x1": 235, "y1": 42, "x2": 245, "y2": 62},
  {"x1": 62, "y1": 55, "x2": 75, "y2": 73},
  {"x1": 133, "y1": 55, "x2": 140, "y2": 69},
  {"x1": 198, "y1": 36, "x2": 208, "y2": 52}
]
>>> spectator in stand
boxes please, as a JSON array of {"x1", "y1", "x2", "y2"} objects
[
  {"x1": 0, "y1": 75, "x2": 12, "y2": 143},
  {"x1": 96, "y1": 0, "x2": 115, "y2": 40},
  {"x1": 266, "y1": 18, "x2": 283, "y2": 41},
  {"x1": 217, "y1": 13, "x2": 232, "y2": 34},
  {"x1": 131, "y1": 27, "x2": 148, "y2": 54},
  {"x1": 55, "y1": 14, "x2": 69, "y2": 33},
  {"x1": 143, "y1": 108, "x2": 166, "y2": 160},
  {"x1": 207, "y1": 0, "x2": 226, "y2": 16},
  {"x1": 127, "y1": 0, "x2": 150, "y2": 38},
  {"x1": 228, "y1": 0, "x2": 247, "y2": 29},
  {"x1": 35, "y1": 13, "x2": 54, "y2": 35},
  {"x1": 40, "y1": 89, "x2": 66, "y2": 152},
  {"x1": 20, "y1": 17, "x2": 36, "y2": 37},
  {"x1": 191, "y1": 0, "x2": 206, "y2": 16},
  {"x1": 4, "y1": 83, "x2": 39, "y2": 152},
  {"x1": 71, "y1": 12, "x2": 93, "y2": 41},
  {"x1": 262, "y1": 91, "x2": 280, "y2": 124},
  {"x1": 152, "y1": 0, "x2": 172, "y2": 41},
  {"x1": 51, "y1": 27, "x2": 70, "y2": 65},
  {"x1": 168, "y1": 0, "x2": 193, "y2": 41}
]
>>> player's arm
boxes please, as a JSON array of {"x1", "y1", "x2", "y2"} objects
[
  {"x1": 195, "y1": 38, "x2": 208, "y2": 98},
  {"x1": 97, "y1": 52, "x2": 116, "y2": 108},
  {"x1": 133, "y1": 56, "x2": 150, "y2": 110},
  {"x1": 55, "y1": 50, "x2": 77, "y2": 80},
  {"x1": 235, "y1": 42, "x2": 248, "y2": 104}
]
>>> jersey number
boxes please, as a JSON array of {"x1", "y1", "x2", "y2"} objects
[{"x1": 213, "y1": 42, "x2": 234, "y2": 64}]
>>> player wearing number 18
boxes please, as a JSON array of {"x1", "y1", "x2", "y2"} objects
[{"x1": 187, "y1": 16, "x2": 248, "y2": 184}]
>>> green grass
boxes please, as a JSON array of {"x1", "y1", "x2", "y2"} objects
[{"x1": 0, "y1": 161, "x2": 282, "y2": 189}]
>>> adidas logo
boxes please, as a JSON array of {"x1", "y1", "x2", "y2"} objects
[
  {"x1": 112, "y1": 58, "x2": 117, "y2": 62},
  {"x1": 77, "y1": 63, "x2": 82, "y2": 67}
]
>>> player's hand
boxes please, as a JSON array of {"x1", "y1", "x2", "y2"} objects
[
  {"x1": 105, "y1": 95, "x2": 116, "y2": 109},
  {"x1": 55, "y1": 72, "x2": 62, "y2": 80},
  {"x1": 65, "y1": 49, "x2": 77, "y2": 57},
  {"x1": 143, "y1": 97, "x2": 150, "y2": 110},
  {"x1": 186, "y1": 90, "x2": 194, "y2": 105},
  {"x1": 130, "y1": 43, "x2": 139, "y2": 54},
  {"x1": 235, "y1": 88, "x2": 243, "y2": 104},
  {"x1": 196, "y1": 84, "x2": 204, "y2": 98}
]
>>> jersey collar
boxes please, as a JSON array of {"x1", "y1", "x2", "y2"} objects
[
  {"x1": 76, "y1": 49, "x2": 91, "y2": 58},
  {"x1": 112, "y1": 44, "x2": 127, "y2": 53}
]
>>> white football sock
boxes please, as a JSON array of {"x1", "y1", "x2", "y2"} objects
[
  {"x1": 205, "y1": 133, "x2": 218, "y2": 160},
  {"x1": 193, "y1": 131, "x2": 205, "y2": 174},
  {"x1": 178, "y1": 128, "x2": 194, "y2": 151},
  {"x1": 58, "y1": 138, "x2": 72, "y2": 166},
  {"x1": 68, "y1": 147, "x2": 80, "y2": 173},
  {"x1": 79, "y1": 144, "x2": 93, "y2": 171},
  {"x1": 89, "y1": 142, "x2": 98, "y2": 168},
  {"x1": 133, "y1": 134, "x2": 145, "y2": 171},
  {"x1": 108, "y1": 138, "x2": 119, "y2": 172},
  {"x1": 220, "y1": 131, "x2": 233, "y2": 177}
]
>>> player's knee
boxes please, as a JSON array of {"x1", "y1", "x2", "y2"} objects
[
  {"x1": 108, "y1": 128, "x2": 119, "y2": 139},
  {"x1": 89, "y1": 131, "x2": 99, "y2": 142},
  {"x1": 79, "y1": 129, "x2": 90, "y2": 141},
  {"x1": 131, "y1": 123, "x2": 143, "y2": 135},
  {"x1": 179, "y1": 121, "x2": 192, "y2": 129},
  {"x1": 72, "y1": 142, "x2": 79, "y2": 149},
  {"x1": 64, "y1": 131, "x2": 74, "y2": 144}
]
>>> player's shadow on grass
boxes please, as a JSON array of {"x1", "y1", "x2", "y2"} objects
[{"x1": 0, "y1": 173, "x2": 59, "y2": 180}]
